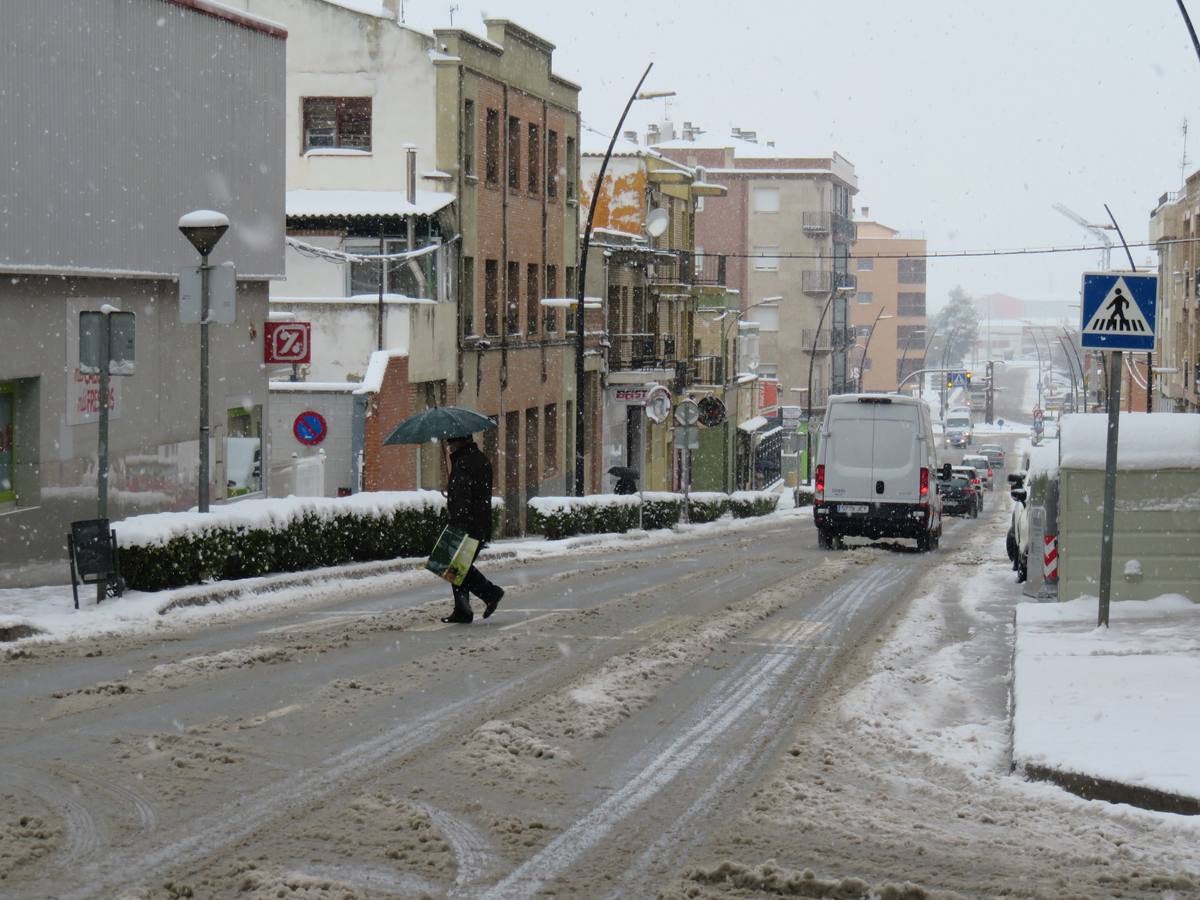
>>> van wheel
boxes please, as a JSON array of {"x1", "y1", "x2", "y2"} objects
[
  {"x1": 818, "y1": 529, "x2": 834, "y2": 550},
  {"x1": 1017, "y1": 552, "x2": 1028, "y2": 583},
  {"x1": 916, "y1": 532, "x2": 930, "y2": 552}
]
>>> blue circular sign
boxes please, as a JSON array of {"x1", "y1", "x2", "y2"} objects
[{"x1": 293, "y1": 410, "x2": 327, "y2": 446}]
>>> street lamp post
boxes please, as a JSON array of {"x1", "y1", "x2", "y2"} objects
[
  {"x1": 178, "y1": 209, "x2": 230, "y2": 513},
  {"x1": 574, "y1": 64, "x2": 674, "y2": 496},
  {"x1": 805, "y1": 286, "x2": 851, "y2": 484},
  {"x1": 857, "y1": 310, "x2": 894, "y2": 392},
  {"x1": 895, "y1": 327, "x2": 927, "y2": 395},
  {"x1": 1024, "y1": 325, "x2": 1044, "y2": 410}
]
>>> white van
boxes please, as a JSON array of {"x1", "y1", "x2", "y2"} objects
[{"x1": 813, "y1": 394, "x2": 944, "y2": 551}]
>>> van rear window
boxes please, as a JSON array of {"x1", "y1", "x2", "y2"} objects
[{"x1": 856, "y1": 397, "x2": 893, "y2": 404}]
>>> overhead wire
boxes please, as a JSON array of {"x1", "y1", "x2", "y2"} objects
[{"x1": 717, "y1": 236, "x2": 1198, "y2": 262}]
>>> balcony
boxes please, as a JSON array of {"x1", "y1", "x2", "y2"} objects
[
  {"x1": 608, "y1": 333, "x2": 677, "y2": 372},
  {"x1": 689, "y1": 354, "x2": 722, "y2": 386},
  {"x1": 800, "y1": 329, "x2": 834, "y2": 352},
  {"x1": 692, "y1": 253, "x2": 727, "y2": 287},
  {"x1": 647, "y1": 252, "x2": 689, "y2": 286},
  {"x1": 831, "y1": 211, "x2": 857, "y2": 243},
  {"x1": 801, "y1": 269, "x2": 832, "y2": 294},
  {"x1": 802, "y1": 211, "x2": 831, "y2": 235}
]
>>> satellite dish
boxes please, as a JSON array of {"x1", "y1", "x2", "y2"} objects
[{"x1": 646, "y1": 208, "x2": 669, "y2": 238}]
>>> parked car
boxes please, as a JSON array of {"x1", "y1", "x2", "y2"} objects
[
  {"x1": 813, "y1": 395, "x2": 945, "y2": 552},
  {"x1": 979, "y1": 443, "x2": 1005, "y2": 469},
  {"x1": 952, "y1": 465, "x2": 984, "y2": 513},
  {"x1": 1008, "y1": 471, "x2": 1030, "y2": 582},
  {"x1": 936, "y1": 473, "x2": 978, "y2": 518},
  {"x1": 962, "y1": 453, "x2": 994, "y2": 491}
]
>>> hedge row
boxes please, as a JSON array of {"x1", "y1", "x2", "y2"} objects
[
  {"x1": 114, "y1": 488, "x2": 782, "y2": 592},
  {"x1": 115, "y1": 492, "x2": 502, "y2": 592},
  {"x1": 526, "y1": 490, "x2": 780, "y2": 540}
]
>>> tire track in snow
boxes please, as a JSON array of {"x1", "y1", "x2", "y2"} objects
[{"x1": 481, "y1": 562, "x2": 902, "y2": 900}]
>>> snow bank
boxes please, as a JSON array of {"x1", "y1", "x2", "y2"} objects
[{"x1": 1059, "y1": 413, "x2": 1200, "y2": 470}]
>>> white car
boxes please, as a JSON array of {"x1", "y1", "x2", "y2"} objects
[{"x1": 962, "y1": 453, "x2": 994, "y2": 491}]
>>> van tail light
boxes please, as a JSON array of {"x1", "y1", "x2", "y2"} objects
[
  {"x1": 919, "y1": 467, "x2": 929, "y2": 504},
  {"x1": 815, "y1": 464, "x2": 825, "y2": 501}
]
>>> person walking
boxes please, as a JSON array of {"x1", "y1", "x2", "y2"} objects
[{"x1": 441, "y1": 434, "x2": 504, "y2": 624}]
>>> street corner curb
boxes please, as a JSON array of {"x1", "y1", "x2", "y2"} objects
[{"x1": 1019, "y1": 762, "x2": 1200, "y2": 816}]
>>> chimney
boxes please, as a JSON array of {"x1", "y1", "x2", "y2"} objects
[
  {"x1": 682, "y1": 122, "x2": 694, "y2": 141},
  {"x1": 623, "y1": 130, "x2": 638, "y2": 145},
  {"x1": 646, "y1": 123, "x2": 660, "y2": 144},
  {"x1": 405, "y1": 144, "x2": 417, "y2": 205},
  {"x1": 381, "y1": 0, "x2": 399, "y2": 19},
  {"x1": 731, "y1": 126, "x2": 742, "y2": 139},
  {"x1": 741, "y1": 130, "x2": 757, "y2": 143},
  {"x1": 861, "y1": 206, "x2": 870, "y2": 219}
]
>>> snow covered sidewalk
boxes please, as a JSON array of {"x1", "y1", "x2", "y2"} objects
[{"x1": 1013, "y1": 594, "x2": 1200, "y2": 814}]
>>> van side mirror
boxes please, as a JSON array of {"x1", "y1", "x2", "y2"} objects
[
  {"x1": 1010, "y1": 488, "x2": 1027, "y2": 503},
  {"x1": 941, "y1": 463, "x2": 952, "y2": 480}
]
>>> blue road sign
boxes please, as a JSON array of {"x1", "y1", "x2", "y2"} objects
[
  {"x1": 1080, "y1": 272, "x2": 1157, "y2": 351},
  {"x1": 947, "y1": 371, "x2": 970, "y2": 387}
]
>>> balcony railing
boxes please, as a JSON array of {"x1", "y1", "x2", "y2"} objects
[
  {"x1": 802, "y1": 211, "x2": 831, "y2": 234},
  {"x1": 831, "y1": 211, "x2": 857, "y2": 242},
  {"x1": 689, "y1": 354, "x2": 722, "y2": 386},
  {"x1": 647, "y1": 253, "x2": 688, "y2": 286},
  {"x1": 608, "y1": 333, "x2": 677, "y2": 371},
  {"x1": 801, "y1": 269, "x2": 832, "y2": 294},
  {"x1": 692, "y1": 253, "x2": 727, "y2": 287}
]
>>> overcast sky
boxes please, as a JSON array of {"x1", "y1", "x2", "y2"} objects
[{"x1": 405, "y1": 0, "x2": 1199, "y2": 313}]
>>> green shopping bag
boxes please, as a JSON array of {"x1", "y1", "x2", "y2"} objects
[{"x1": 425, "y1": 526, "x2": 480, "y2": 587}]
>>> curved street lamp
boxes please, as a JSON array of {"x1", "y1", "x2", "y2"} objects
[
  {"x1": 857, "y1": 310, "x2": 894, "y2": 392},
  {"x1": 804, "y1": 284, "x2": 854, "y2": 483},
  {"x1": 574, "y1": 63, "x2": 675, "y2": 496},
  {"x1": 895, "y1": 327, "x2": 927, "y2": 395}
]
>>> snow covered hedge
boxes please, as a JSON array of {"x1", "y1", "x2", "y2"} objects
[
  {"x1": 526, "y1": 490, "x2": 779, "y2": 540},
  {"x1": 114, "y1": 492, "x2": 504, "y2": 592}
]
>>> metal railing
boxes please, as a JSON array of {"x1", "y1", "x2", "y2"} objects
[
  {"x1": 689, "y1": 354, "x2": 722, "y2": 385},
  {"x1": 802, "y1": 211, "x2": 831, "y2": 234},
  {"x1": 692, "y1": 253, "x2": 727, "y2": 286},
  {"x1": 608, "y1": 333, "x2": 677, "y2": 371},
  {"x1": 802, "y1": 269, "x2": 833, "y2": 294},
  {"x1": 831, "y1": 211, "x2": 857, "y2": 242},
  {"x1": 647, "y1": 250, "x2": 727, "y2": 288}
]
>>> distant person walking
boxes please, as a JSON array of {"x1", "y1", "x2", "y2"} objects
[{"x1": 441, "y1": 435, "x2": 504, "y2": 624}]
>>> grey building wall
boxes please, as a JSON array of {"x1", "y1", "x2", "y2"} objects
[
  {"x1": 0, "y1": 0, "x2": 285, "y2": 585},
  {"x1": 0, "y1": 0, "x2": 286, "y2": 279},
  {"x1": 268, "y1": 389, "x2": 358, "y2": 497}
]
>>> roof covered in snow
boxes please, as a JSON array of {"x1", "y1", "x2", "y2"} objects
[
  {"x1": 286, "y1": 189, "x2": 455, "y2": 220},
  {"x1": 1059, "y1": 412, "x2": 1200, "y2": 470}
]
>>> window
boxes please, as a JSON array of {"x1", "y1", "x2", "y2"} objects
[
  {"x1": 544, "y1": 403, "x2": 558, "y2": 474},
  {"x1": 461, "y1": 257, "x2": 475, "y2": 336},
  {"x1": 484, "y1": 259, "x2": 499, "y2": 335},
  {"x1": 566, "y1": 135, "x2": 577, "y2": 200},
  {"x1": 508, "y1": 116, "x2": 521, "y2": 190},
  {"x1": 566, "y1": 266, "x2": 577, "y2": 331},
  {"x1": 856, "y1": 257, "x2": 874, "y2": 271},
  {"x1": 547, "y1": 130, "x2": 559, "y2": 198},
  {"x1": 528, "y1": 123, "x2": 540, "y2": 194},
  {"x1": 302, "y1": 97, "x2": 371, "y2": 152},
  {"x1": 752, "y1": 303, "x2": 780, "y2": 332},
  {"x1": 752, "y1": 187, "x2": 780, "y2": 213},
  {"x1": 506, "y1": 260, "x2": 520, "y2": 334},
  {"x1": 898, "y1": 258, "x2": 926, "y2": 283},
  {"x1": 0, "y1": 382, "x2": 14, "y2": 503},
  {"x1": 485, "y1": 108, "x2": 500, "y2": 184},
  {"x1": 463, "y1": 99, "x2": 476, "y2": 177},
  {"x1": 898, "y1": 292, "x2": 926, "y2": 316},
  {"x1": 897, "y1": 325, "x2": 925, "y2": 348},
  {"x1": 226, "y1": 405, "x2": 263, "y2": 497},
  {"x1": 544, "y1": 264, "x2": 559, "y2": 332},
  {"x1": 856, "y1": 291, "x2": 874, "y2": 304},
  {"x1": 752, "y1": 245, "x2": 779, "y2": 271},
  {"x1": 526, "y1": 263, "x2": 540, "y2": 335}
]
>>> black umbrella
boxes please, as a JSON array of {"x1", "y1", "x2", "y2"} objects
[
  {"x1": 607, "y1": 466, "x2": 639, "y2": 479},
  {"x1": 383, "y1": 406, "x2": 496, "y2": 445}
]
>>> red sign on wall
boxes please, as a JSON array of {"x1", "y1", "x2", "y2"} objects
[
  {"x1": 758, "y1": 378, "x2": 779, "y2": 414},
  {"x1": 264, "y1": 321, "x2": 311, "y2": 364}
]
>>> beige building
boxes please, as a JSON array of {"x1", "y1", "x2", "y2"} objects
[
  {"x1": 851, "y1": 217, "x2": 928, "y2": 392},
  {"x1": 1149, "y1": 176, "x2": 1200, "y2": 412},
  {"x1": 653, "y1": 125, "x2": 859, "y2": 418}
]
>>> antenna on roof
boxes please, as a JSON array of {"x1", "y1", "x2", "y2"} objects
[
  {"x1": 1182, "y1": 118, "x2": 1190, "y2": 186},
  {"x1": 448, "y1": 3, "x2": 459, "y2": 25}
]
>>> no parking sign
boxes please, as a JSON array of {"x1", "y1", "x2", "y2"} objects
[{"x1": 293, "y1": 410, "x2": 327, "y2": 446}]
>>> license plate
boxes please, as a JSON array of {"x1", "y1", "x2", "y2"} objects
[{"x1": 838, "y1": 504, "x2": 869, "y2": 514}]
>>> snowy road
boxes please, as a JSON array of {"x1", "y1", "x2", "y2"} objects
[{"x1": 2, "y1": 420, "x2": 1197, "y2": 897}]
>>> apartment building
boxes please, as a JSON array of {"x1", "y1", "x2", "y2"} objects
[
  {"x1": 0, "y1": 0, "x2": 285, "y2": 583},
  {"x1": 653, "y1": 125, "x2": 858, "y2": 419},
  {"x1": 1150, "y1": 175, "x2": 1200, "y2": 412},
  {"x1": 851, "y1": 216, "x2": 928, "y2": 392},
  {"x1": 579, "y1": 136, "x2": 729, "y2": 493}
]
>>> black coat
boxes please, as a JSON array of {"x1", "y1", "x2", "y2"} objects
[{"x1": 447, "y1": 440, "x2": 494, "y2": 542}]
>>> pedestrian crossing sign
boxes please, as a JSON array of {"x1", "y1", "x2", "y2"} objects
[
  {"x1": 945, "y1": 371, "x2": 971, "y2": 388},
  {"x1": 1080, "y1": 272, "x2": 1157, "y2": 351}
]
